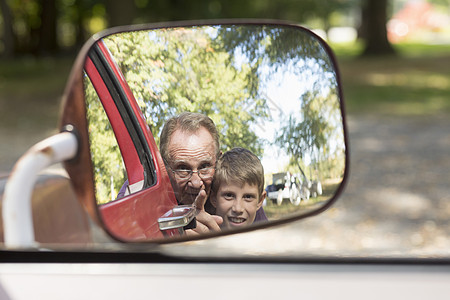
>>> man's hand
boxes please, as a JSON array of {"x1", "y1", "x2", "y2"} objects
[{"x1": 185, "y1": 189, "x2": 222, "y2": 236}]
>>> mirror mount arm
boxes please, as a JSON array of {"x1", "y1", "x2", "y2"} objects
[{"x1": 2, "y1": 131, "x2": 79, "y2": 249}]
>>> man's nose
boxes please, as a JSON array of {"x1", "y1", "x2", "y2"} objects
[{"x1": 188, "y1": 171, "x2": 203, "y2": 187}]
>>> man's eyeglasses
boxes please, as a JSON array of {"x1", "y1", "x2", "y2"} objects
[{"x1": 168, "y1": 166, "x2": 215, "y2": 181}]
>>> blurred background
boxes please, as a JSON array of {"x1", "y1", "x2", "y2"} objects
[{"x1": 1, "y1": 0, "x2": 449, "y2": 255}]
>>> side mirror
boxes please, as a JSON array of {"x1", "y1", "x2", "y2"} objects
[
  {"x1": 5, "y1": 20, "x2": 348, "y2": 246},
  {"x1": 78, "y1": 20, "x2": 349, "y2": 242}
]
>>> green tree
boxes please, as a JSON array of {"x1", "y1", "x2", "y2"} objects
[
  {"x1": 37, "y1": 0, "x2": 58, "y2": 55},
  {"x1": 105, "y1": 0, "x2": 135, "y2": 27},
  {"x1": 360, "y1": 0, "x2": 396, "y2": 56},
  {"x1": 85, "y1": 75, "x2": 126, "y2": 203},
  {"x1": 275, "y1": 87, "x2": 345, "y2": 181},
  {"x1": 216, "y1": 25, "x2": 337, "y2": 97},
  {"x1": 0, "y1": 0, "x2": 15, "y2": 57},
  {"x1": 135, "y1": 0, "x2": 351, "y2": 29},
  {"x1": 215, "y1": 25, "x2": 344, "y2": 177},
  {"x1": 102, "y1": 28, "x2": 268, "y2": 156}
]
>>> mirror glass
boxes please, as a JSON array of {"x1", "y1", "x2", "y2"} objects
[{"x1": 84, "y1": 23, "x2": 346, "y2": 240}]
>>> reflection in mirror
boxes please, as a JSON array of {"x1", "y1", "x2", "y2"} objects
[
  {"x1": 84, "y1": 23, "x2": 346, "y2": 240},
  {"x1": 84, "y1": 75, "x2": 127, "y2": 204}
]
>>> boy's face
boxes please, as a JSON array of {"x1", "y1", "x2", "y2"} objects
[{"x1": 212, "y1": 181, "x2": 265, "y2": 229}]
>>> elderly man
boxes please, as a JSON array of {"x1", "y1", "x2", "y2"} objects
[{"x1": 159, "y1": 112, "x2": 223, "y2": 235}]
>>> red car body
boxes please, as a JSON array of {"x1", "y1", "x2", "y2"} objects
[{"x1": 84, "y1": 40, "x2": 179, "y2": 240}]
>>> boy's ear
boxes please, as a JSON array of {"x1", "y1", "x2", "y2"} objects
[{"x1": 257, "y1": 191, "x2": 266, "y2": 209}]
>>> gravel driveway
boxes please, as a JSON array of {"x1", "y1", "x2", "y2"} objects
[
  {"x1": 166, "y1": 114, "x2": 450, "y2": 258},
  {"x1": 1, "y1": 113, "x2": 449, "y2": 257}
]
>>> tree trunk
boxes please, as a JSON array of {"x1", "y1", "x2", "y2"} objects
[
  {"x1": 38, "y1": 0, "x2": 59, "y2": 55},
  {"x1": 106, "y1": 0, "x2": 136, "y2": 27},
  {"x1": 0, "y1": 0, "x2": 16, "y2": 57},
  {"x1": 73, "y1": 0, "x2": 88, "y2": 50},
  {"x1": 361, "y1": 0, "x2": 395, "y2": 56}
]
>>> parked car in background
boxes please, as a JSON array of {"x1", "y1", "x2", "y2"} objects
[
  {"x1": 266, "y1": 171, "x2": 323, "y2": 206},
  {"x1": 266, "y1": 172, "x2": 309, "y2": 205},
  {"x1": 310, "y1": 179, "x2": 322, "y2": 198}
]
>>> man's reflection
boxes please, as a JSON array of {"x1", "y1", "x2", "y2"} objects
[
  {"x1": 159, "y1": 112, "x2": 223, "y2": 235},
  {"x1": 160, "y1": 112, "x2": 220, "y2": 206}
]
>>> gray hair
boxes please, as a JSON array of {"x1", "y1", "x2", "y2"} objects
[{"x1": 159, "y1": 112, "x2": 220, "y2": 162}]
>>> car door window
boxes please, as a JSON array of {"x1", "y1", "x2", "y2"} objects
[{"x1": 84, "y1": 74, "x2": 128, "y2": 204}]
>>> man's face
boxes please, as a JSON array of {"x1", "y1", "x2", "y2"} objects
[
  {"x1": 212, "y1": 181, "x2": 264, "y2": 229},
  {"x1": 166, "y1": 127, "x2": 217, "y2": 205}
]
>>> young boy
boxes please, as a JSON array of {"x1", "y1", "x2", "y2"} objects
[{"x1": 210, "y1": 147, "x2": 266, "y2": 229}]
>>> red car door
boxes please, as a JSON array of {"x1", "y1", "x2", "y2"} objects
[{"x1": 84, "y1": 40, "x2": 179, "y2": 241}]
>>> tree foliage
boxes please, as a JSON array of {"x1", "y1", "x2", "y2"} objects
[
  {"x1": 275, "y1": 87, "x2": 345, "y2": 180},
  {"x1": 1, "y1": 0, "x2": 394, "y2": 58},
  {"x1": 85, "y1": 75, "x2": 126, "y2": 203},
  {"x1": 215, "y1": 25, "x2": 345, "y2": 180},
  {"x1": 102, "y1": 28, "x2": 268, "y2": 156},
  {"x1": 85, "y1": 24, "x2": 347, "y2": 202},
  {"x1": 216, "y1": 25, "x2": 337, "y2": 94}
]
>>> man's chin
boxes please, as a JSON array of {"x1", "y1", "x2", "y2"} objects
[{"x1": 180, "y1": 194, "x2": 197, "y2": 205}]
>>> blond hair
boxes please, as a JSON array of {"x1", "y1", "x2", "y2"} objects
[{"x1": 212, "y1": 147, "x2": 265, "y2": 196}]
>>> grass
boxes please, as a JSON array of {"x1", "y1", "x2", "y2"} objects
[
  {"x1": 0, "y1": 56, "x2": 74, "y2": 132},
  {"x1": 330, "y1": 41, "x2": 450, "y2": 116}
]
